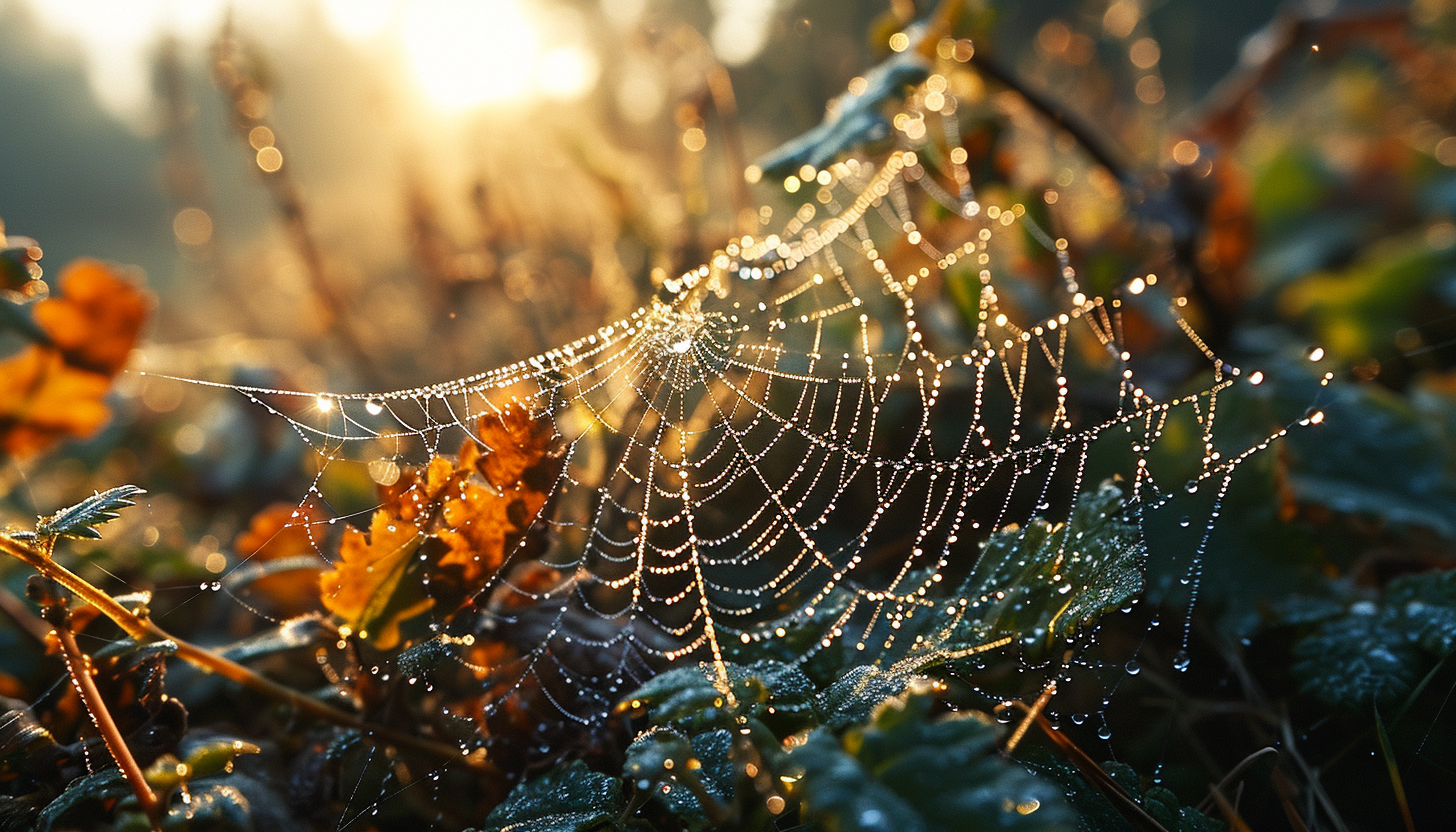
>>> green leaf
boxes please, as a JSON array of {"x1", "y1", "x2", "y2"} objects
[
  {"x1": 1385, "y1": 569, "x2": 1456, "y2": 655},
  {"x1": 1288, "y1": 569, "x2": 1456, "y2": 709},
  {"x1": 621, "y1": 659, "x2": 816, "y2": 737},
  {"x1": 1294, "y1": 604, "x2": 1428, "y2": 709},
  {"x1": 791, "y1": 686, "x2": 1074, "y2": 832},
  {"x1": 942, "y1": 482, "x2": 1143, "y2": 660},
  {"x1": 34, "y1": 485, "x2": 145, "y2": 541},
  {"x1": 1021, "y1": 752, "x2": 1225, "y2": 832},
  {"x1": 481, "y1": 761, "x2": 624, "y2": 832},
  {"x1": 35, "y1": 770, "x2": 130, "y2": 832},
  {"x1": 814, "y1": 665, "x2": 911, "y2": 731},
  {"x1": 624, "y1": 728, "x2": 733, "y2": 829}
]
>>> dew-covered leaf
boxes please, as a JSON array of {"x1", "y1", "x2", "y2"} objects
[
  {"x1": 814, "y1": 665, "x2": 912, "y2": 731},
  {"x1": 34, "y1": 484, "x2": 145, "y2": 540},
  {"x1": 1293, "y1": 602, "x2": 1429, "y2": 709},
  {"x1": 480, "y1": 760, "x2": 623, "y2": 832},
  {"x1": 620, "y1": 660, "x2": 815, "y2": 738},
  {"x1": 1385, "y1": 565, "x2": 1456, "y2": 656},
  {"x1": 624, "y1": 727, "x2": 733, "y2": 828},
  {"x1": 946, "y1": 482, "x2": 1143, "y2": 658},
  {"x1": 790, "y1": 687, "x2": 1073, "y2": 832},
  {"x1": 318, "y1": 511, "x2": 431, "y2": 650},
  {"x1": 1286, "y1": 568, "x2": 1456, "y2": 709},
  {"x1": 34, "y1": 769, "x2": 130, "y2": 832}
]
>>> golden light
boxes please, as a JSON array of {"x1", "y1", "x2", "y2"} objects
[{"x1": 401, "y1": 0, "x2": 543, "y2": 110}]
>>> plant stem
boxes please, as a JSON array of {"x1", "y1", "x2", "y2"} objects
[
  {"x1": 49, "y1": 610, "x2": 164, "y2": 831},
  {"x1": 0, "y1": 535, "x2": 493, "y2": 773}
]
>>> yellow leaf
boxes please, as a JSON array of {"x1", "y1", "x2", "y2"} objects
[{"x1": 319, "y1": 511, "x2": 430, "y2": 650}]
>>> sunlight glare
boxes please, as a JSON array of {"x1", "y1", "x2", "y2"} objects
[{"x1": 402, "y1": 0, "x2": 541, "y2": 110}]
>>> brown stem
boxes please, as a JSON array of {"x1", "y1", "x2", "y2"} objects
[
  {"x1": 0, "y1": 536, "x2": 492, "y2": 773},
  {"x1": 49, "y1": 609, "x2": 164, "y2": 830}
]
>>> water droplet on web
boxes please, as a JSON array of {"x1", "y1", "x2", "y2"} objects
[
  {"x1": 1306, "y1": 345, "x2": 1324, "y2": 362},
  {"x1": 365, "y1": 398, "x2": 385, "y2": 415},
  {"x1": 1179, "y1": 517, "x2": 1190, "y2": 527},
  {"x1": 1097, "y1": 725, "x2": 1112, "y2": 740},
  {"x1": 1125, "y1": 659, "x2": 1140, "y2": 675},
  {"x1": 1172, "y1": 650, "x2": 1191, "y2": 672},
  {"x1": 1071, "y1": 713, "x2": 1085, "y2": 724}
]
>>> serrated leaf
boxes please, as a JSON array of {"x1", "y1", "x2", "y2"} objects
[
  {"x1": 814, "y1": 665, "x2": 911, "y2": 731},
  {"x1": 1385, "y1": 569, "x2": 1456, "y2": 655},
  {"x1": 318, "y1": 511, "x2": 431, "y2": 650},
  {"x1": 791, "y1": 688, "x2": 1073, "y2": 832},
  {"x1": 621, "y1": 660, "x2": 815, "y2": 737},
  {"x1": 34, "y1": 485, "x2": 145, "y2": 540},
  {"x1": 944, "y1": 482, "x2": 1143, "y2": 659},
  {"x1": 481, "y1": 760, "x2": 623, "y2": 832},
  {"x1": 1288, "y1": 568, "x2": 1456, "y2": 709},
  {"x1": 624, "y1": 727, "x2": 733, "y2": 828},
  {"x1": 1293, "y1": 609, "x2": 1424, "y2": 709}
]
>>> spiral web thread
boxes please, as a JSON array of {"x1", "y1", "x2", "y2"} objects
[{"x1": 163, "y1": 68, "x2": 1298, "y2": 736}]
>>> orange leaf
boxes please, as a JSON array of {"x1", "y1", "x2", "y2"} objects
[
  {"x1": 0, "y1": 346, "x2": 111, "y2": 458},
  {"x1": 32, "y1": 259, "x2": 150, "y2": 375},
  {"x1": 431, "y1": 408, "x2": 560, "y2": 586},
  {"x1": 234, "y1": 501, "x2": 330, "y2": 615},
  {"x1": 474, "y1": 406, "x2": 559, "y2": 490},
  {"x1": 319, "y1": 511, "x2": 431, "y2": 650}
]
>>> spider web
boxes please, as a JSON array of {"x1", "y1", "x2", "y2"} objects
[{"x1": 149, "y1": 59, "x2": 1296, "y2": 765}]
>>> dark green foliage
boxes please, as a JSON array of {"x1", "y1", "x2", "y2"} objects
[
  {"x1": 790, "y1": 687, "x2": 1074, "y2": 832},
  {"x1": 1022, "y1": 753, "x2": 1223, "y2": 832},
  {"x1": 942, "y1": 482, "x2": 1143, "y2": 660},
  {"x1": 624, "y1": 728, "x2": 734, "y2": 827},
  {"x1": 814, "y1": 665, "x2": 911, "y2": 731},
  {"x1": 1289, "y1": 569, "x2": 1456, "y2": 709},
  {"x1": 32, "y1": 485, "x2": 145, "y2": 541},
  {"x1": 622, "y1": 660, "x2": 816, "y2": 739},
  {"x1": 33, "y1": 770, "x2": 130, "y2": 832},
  {"x1": 480, "y1": 761, "x2": 625, "y2": 832}
]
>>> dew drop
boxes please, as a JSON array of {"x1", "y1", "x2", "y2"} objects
[
  {"x1": 1097, "y1": 725, "x2": 1112, "y2": 740},
  {"x1": 365, "y1": 398, "x2": 385, "y2": 415},
  {"x1": 1124, "y1": 659, "x2": 1140, "y2": 675},
  {"x1": 1179, "y1": 517, "x2": 1190, "y2": 528},
  {"x1": 1173, "y1": 650, "x2": 1191, "y2": 672}
]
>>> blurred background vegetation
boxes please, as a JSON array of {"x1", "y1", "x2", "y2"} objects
[{"x1": 2, "y1": 0, "x2": 1456, "y2": 830}]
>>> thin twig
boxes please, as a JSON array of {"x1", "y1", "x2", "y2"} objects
[
  {"x1": 1196, "y1": 746, "x2": 1278, "y2": 814},
  {"x1": 0, "y1": 535, "x2": 492, "y2": 773},
  {"x1": 966, "y1": 51, "x2": 1131, "y2": 183},
  {"x1": 0, "y1": 582, "x2": 51, "y2": 645},
  {"x1": 210, "y1": 20, "x2": 380, "y2": 378},
  {"x1": 45, "y1": 604, "x2": 164, "y2": 830}
]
